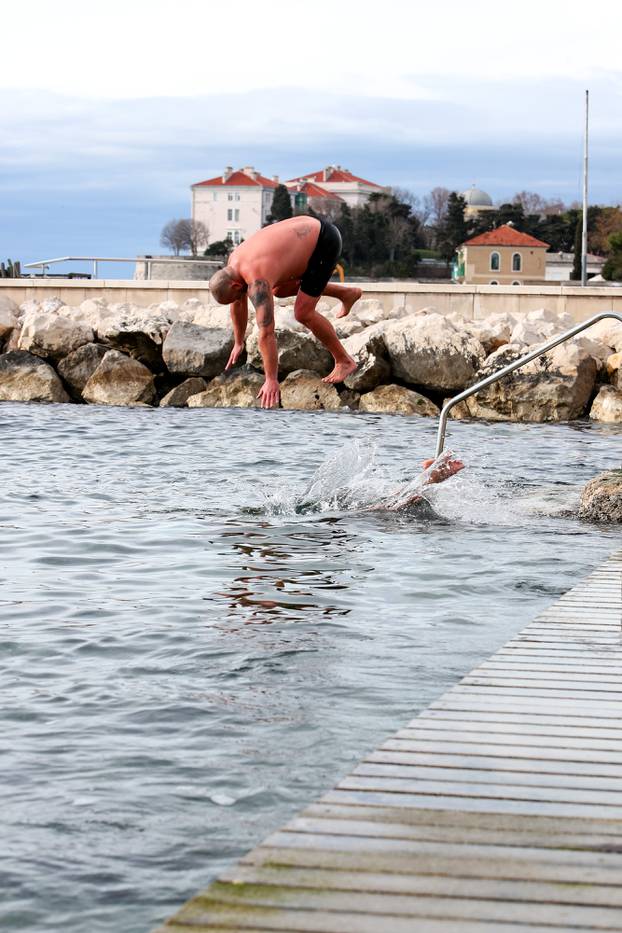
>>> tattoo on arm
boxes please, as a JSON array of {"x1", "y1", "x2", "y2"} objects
[
  {"x1": 295, "y1": 226, "x2": 311, "y2": 238},
  {"x1": 249, "y1": 279, "x2": 274, "y2": 328}
]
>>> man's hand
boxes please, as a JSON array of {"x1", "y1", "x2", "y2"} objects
[
  {"x1": 257, "y1": 378, "x2": 281, "y2": 409},
  {"x1": 226, "y1": 343, "x2": 244, "y2": 370}
]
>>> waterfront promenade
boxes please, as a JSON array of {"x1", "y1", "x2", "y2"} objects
[{"x1": 155, "y1": 548, "x2": 622, "y2": 931}]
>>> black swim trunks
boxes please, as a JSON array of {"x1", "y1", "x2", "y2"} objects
[{"x1": 299, "y1": 218, "x2": 342, "y2": 297}]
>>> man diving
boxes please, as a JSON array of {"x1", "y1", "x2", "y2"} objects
[{"x1": 209, "y1": 216, "x2": 362, "y2": 409}]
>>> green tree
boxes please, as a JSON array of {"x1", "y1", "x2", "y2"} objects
[
  {"x1": 268, "y1": 184, "x2": 293, "y2": 223},
  {"x1": 602, "y1": 232, "x2": 622, "y2": 281},
  {"x1": 436, "y1": 193, "x2": 469, "y2": 262},
  {"x1": 571, "y1": 216, "x2": 583, "y2": 280}
]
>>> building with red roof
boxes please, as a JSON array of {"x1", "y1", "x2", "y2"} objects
[
  {"x1": 191, "y1": 164, "x2": 387, "y2": 246},
  {"x1": 286, "y1": 165, "x2": 388, "y2": 208},
  {"x1": 456, "y1": 224, "x2": 551, "y2": 286},
  {"x1": 191, "y1": 166, "x2": 280, "y2": 246}
]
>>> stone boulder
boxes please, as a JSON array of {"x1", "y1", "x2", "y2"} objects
[
  {"x1": 17, "y1": 312, "x2": 94, "y2": 362},
  {"x1": 589, "y1": 385, "x2": 622, "y2": 422},
  {"x1": 0, "y1": 350, "x2": 70, "y2": 403},
  {"x1": 606, "y1": 352, "x2": 621, "y2": 388},
  {"x1": 586, "y1": 318, "x2": 622, "y2": 353},
  {"x1": 466, "y1": 342, "x2": 598, "y2": 422},
  {"x1": 160, "y1": 377, "x2": 209, "y2": 408},
  {"x1": 246, "y1": 325, "x2": 332, "y2": 377},
  {"x1": 191, "y1": 305, "x2": 233, "y2": 330},
  {"x1": 359, "y1": 384, "x2": 440, "y2": 416},
  {"x1": 579, "y1": 470, "x2": 622, "y2": 523},
  {"x1": 465, "y1": 314, "x2": 513, "y2": 355},
  {"x1": 280, "y1": 369, "x2": 342, "y2": 411},
  {"x1": 342, "y1": 324, "x2": 391, "y2": 393},
  {"x1": 384, "y1": 313, "x2": 485, "y2": 393},
  {"x1": 0, "y1": 298, "x2": 18, "y2": 344},
  {"x1": 57, "y1": 342, "x2": 109, "y2": 399},
  {"x1": 97, "y1": 309, "x2": 168, "y2": 370},
  {"x1": 162, "y1": 322, "x2": 233, "y2": 379},
  {"x1": 83, "y1": 350, "x2": 156, "y2": 406},
  {"x1": 187, "y1": 369, "x2": 264, "y2": 408}
]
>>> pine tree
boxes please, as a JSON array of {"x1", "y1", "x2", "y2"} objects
[
  {"x1": 437, "y1": 193, "x2": 469, "y2": 262},
  {"x1": 268, "y1": 184, "x2": 293, "y2": 223}
]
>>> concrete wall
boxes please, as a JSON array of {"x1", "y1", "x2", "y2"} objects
[{"x1": 2, "y1": 279, "x2": 622, "y2": 323}]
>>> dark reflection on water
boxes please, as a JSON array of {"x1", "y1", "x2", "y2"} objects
[{"x1": 0, "y1": 403, "x2": 620, "y2": 933}]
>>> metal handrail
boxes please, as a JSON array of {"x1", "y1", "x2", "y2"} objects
[
  {"x1": 435, "y1": 311, "x2": 622, "y2": 458},
  {"x1": 24, "y1": 256, "x2": 216, "y2": 280}
]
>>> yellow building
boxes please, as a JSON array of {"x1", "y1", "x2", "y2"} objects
[{"x1": 456, "y1": 224, "x2": 550, "y2": 285}]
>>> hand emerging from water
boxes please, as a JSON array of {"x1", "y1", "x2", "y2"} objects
[
  {"x1": 225, "y1": 343, "x2": 245, "y2": 370},
  {"x1": 422, "y1": 455, "x2": 464, "y2": 485},
  {"x1": 257, "y1": 377, "x2": 281, "y2": 409}
]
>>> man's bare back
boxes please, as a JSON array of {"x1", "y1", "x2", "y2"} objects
[
  {"x1": 228, "y1": 216, "x2": 322, "y2": 290},
  {"x1": 209, "y1": 217, "x2": 362, "y2": 408}
]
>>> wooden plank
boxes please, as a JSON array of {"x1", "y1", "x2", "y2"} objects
[
  {"x1": 153, "y1": 550, "x2": 622, "y2": 933},
  {"x1": 219, "y1": 863, "x2": 622, "y2": 908}
]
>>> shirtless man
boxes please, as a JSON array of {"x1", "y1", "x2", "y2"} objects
[{"x1": 209, "y1": 216, "x2": 362, "y2": 409}]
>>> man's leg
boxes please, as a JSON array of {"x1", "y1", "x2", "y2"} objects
[
  {"x1": 294, "y1": 291, "x2": 357, "y2": 384},
  {"x1": 322, "y1": 283, "x2": 363, "y2": 318}
]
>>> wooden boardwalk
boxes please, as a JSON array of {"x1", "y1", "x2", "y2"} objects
[{"x1": 155, "y1": 549, "x2": 622, "y2": 933}]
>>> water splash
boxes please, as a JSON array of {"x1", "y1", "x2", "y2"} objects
[{"x1": 261, "y1": 440, "x2": 580, "y2": 525}]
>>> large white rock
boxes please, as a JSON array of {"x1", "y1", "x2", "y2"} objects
[
  {"x1": 466, "y1": 342, "x2": 598, "y2": 422},
  {"x1": 589, "y1": 385, "x2": 622, "y2": 422},
  {"x1": 359, "y1": 384, "x2": 439, "y2": 416},
  {"x1": 186, "y1": 370, "x2": 264, "y2": 408},
  {"x1": 384, "y1": 313, "x2": 485, "y2": 393},
  {"x1": 510, "y1": 320, "x2": 556, "y2": 347},
  {"x1": 57, "y1": 343, "x2": 108, "y2": 398},
  {"x1": 17, "y1": 312, "x2": 94, "y2": 362},
  {"x1": 342, "y1": 324, "x2": 391, "y2": 393},
  {"x1": 579, "y1": 470, "x2": 622, "y2": 522},
  {"x1": 0, "y1": 350, "x2": 70, "y2": 403},
  {"x1": 192, "y1": 305, "x2": 233, "y2": 329},
  {"x1": 246, "y1": 325, "x2": 332, "y2": 377},
  {"x1": 83, "y1": 350, "x2": 156, "y2": 406},
  {"x1": 280, "y1": 369, "x2": 342, "y2": 411},
  {"x1": 465, "y1": 315, "x2": 513, "y2": 355},
  {"x1": 606, "y1": 352, "x2": 621, "y2": 388},
  {"x1": 97, "y1": 306, "x2": 173, "y2": 368},
  {"x1": 0, "y1": 299, "x2": 18, "y2": 343},
  {"x1": 162, "y1": 321, "x2": 233, "y2": 378},
  {"x1": 580, "y1": 317, "x2": 622, "y2": 353}
]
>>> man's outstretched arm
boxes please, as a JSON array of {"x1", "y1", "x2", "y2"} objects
[
  {"x1": 248, "y1": 278, "x2": 280, "y2": 409},
  {"x1": 226, "y1": 295, "x2": 248, "y2": 369}
]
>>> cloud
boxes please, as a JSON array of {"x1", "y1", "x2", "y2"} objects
[{"x1": 1, "y1": 74, "x2": 620, "y2": 266}]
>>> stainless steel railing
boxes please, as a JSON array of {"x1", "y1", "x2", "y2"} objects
[
  {"x1": 435, "y1": 311, "x2": 622, "y2": 458},
  {"x1": 23, "y1": 256, "x2": 217, "y2": 280}
]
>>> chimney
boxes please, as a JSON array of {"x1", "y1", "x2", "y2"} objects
[
  {"x1": 323, "y1": 165, "x2": 333, "y2": 182},
  {"x1": 222, "y1": 165, "x2": 233, "y2": 182},
  {"x1": 272, "y1": 175, "x2": 279, "y2": 183}
]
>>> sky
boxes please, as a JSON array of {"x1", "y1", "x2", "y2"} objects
[{"x1": 1, "y1": 0, "x2": 621, "y2": 274}]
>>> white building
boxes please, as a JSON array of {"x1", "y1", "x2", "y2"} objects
[
  {"x1": 286, "y1": 165, "x2": 388, "y2": 207},
  {"x1": 191, "y1": 166, "x2": 278, "y2": 245},
  {"x1": 545, "y1": 252, "x2": 605, "y2": 282},
  {"x1": 191, "y1": 164, "x2": 388, "y2": 245}
]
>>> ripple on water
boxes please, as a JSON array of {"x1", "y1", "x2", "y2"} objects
[{"x1": 0, "y1": 404, "x2": 620, "y2": 933}]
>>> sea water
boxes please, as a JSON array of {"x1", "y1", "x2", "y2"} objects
[{"x1": 1, "y1": 403, "x2": 620, "y2": 932}]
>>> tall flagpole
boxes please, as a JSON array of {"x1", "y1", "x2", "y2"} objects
[{"x1": 581, "y1": 89, "x2": 589, "y2": 286}]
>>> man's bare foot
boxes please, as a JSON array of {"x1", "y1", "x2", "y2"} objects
[
  {"x1": 322, "y1": 357, "x2": 357, "y2": 384},
  {"x1": 335, "y1": 287, "x2": 362, "y2": 319}
]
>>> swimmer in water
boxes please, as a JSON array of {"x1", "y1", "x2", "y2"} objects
[{"x1": 369, "y1": 453, "x2": 464, "y2": 511}]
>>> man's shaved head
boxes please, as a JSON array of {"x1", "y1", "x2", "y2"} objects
[{"x1": 209, "y1": 267, "x2": 245, "y2": 304}]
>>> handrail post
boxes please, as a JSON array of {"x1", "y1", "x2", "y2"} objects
[{"x1": 435, "y1": 311, "x2": 622, "y2": 459}]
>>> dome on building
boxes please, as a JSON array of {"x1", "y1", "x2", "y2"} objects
[{"x1": 462, "y1": 186, "x2": 493, "y2": 207}]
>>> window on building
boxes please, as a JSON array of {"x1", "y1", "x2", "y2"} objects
[
  {"x1": 234, "y1": 209, "x2": 240, "y2": 221},
  {"x1": 213, "y1": 192, "x2": 218, "y2": 201},
  {"x1": 512, "y1": 253, "x2": 522, "y2": 272},
  {"x1": 227, "y1": 209, "x2": 233, "y2": 221},
  {"x1": 489, "y1": 280, "x2": 499, "y2": 285},
  {"x1": 226, "y1": 231, "x2": 233, "y2": 242},
  {"x1": 235, "y1": 193, "x2": 240, "y2": 201},
  {"x1": 512, "y1": 281, "x2": 521, "y2": 286},
  {"x1": 227, "y1": 230, "x2": 241, "y2": 244},
  {"x1": 228, "y1": 193, "x2": 233, "y2": 201},
  {"x1": 490, "y1": 251, "x2": 500, "y2": 271}
]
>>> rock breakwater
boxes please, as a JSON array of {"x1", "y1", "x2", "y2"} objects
[{"x1": 0, "y1": 294, "x2": 621, "y2": 422}]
